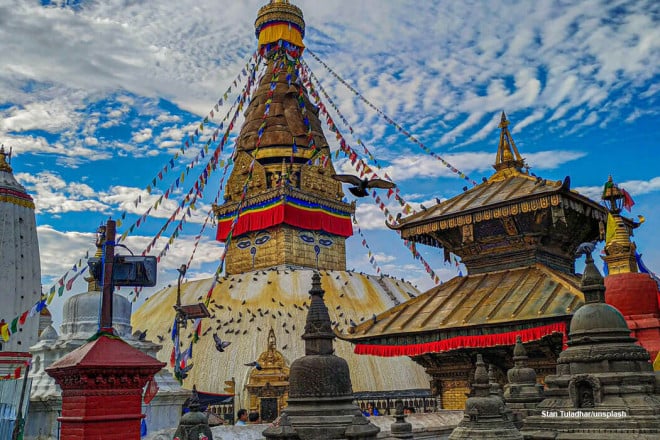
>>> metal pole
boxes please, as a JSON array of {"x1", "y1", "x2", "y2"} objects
[
  {"x1": 11, "y1": 360, "x2": 31, "y2": 440},
  {"x1": 100, "y1": 219, "x2": 116, "y2": 332}
]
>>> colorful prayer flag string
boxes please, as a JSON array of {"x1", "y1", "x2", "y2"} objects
[{"x1": 305, "y1": 49, "x2": 477, "y2": 186}]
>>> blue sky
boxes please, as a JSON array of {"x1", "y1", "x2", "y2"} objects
[{"x1": 1, "y1": 0, "x2": 658, "y2": 328}]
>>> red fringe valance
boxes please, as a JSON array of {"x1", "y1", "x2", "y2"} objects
[
  {"x1": 216, "y1": 204, "x2": 353, "y2": 241},
  {"x1": 353, "y1": 322, "x2": 567, "y2": 357}
]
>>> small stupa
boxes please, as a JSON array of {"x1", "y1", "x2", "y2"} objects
[
  {"x1": 262, "y1": 272, "x2": 379, "y2": 440},
  {"x1": 503, "y1": 336, "x2": 544, "y2": 428},
  {"x1": 448, "y1": 354, "x2": 522, "y2": 440},
  {"x1": 26, "y1": 226, "x2": 189, "y2": 440},
  {"x1": 521, "y1": 251, "x2": 660, "y2": 439}
]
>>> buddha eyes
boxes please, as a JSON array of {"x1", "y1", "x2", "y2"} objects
[
  {"x1": 237, "y1": 234, "x2": 271, "y2": 249},
  {"x1": 300, "y1": 234, "x2": 315, "y2": 243},
  {"x1": 318, "y1": 238, "x2": 333, "y2": 247},
  {"x1": 255, "y1": 235, "x2": 271, "y2": 245}
]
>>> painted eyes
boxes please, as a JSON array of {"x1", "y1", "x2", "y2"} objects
[
  {"x1": 318, "y1": 238, "x2": 333, "y2": 247},
  {"x1": 299, "y1": 233, "x2": 333, "y2": 246},
  {"x1": 237, "y1": 233, "x2": 271, "y2": 249},
  {"x1": 255, "y1": 235, "x2": 271, "y2": 245}
]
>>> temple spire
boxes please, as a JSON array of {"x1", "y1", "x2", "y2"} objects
[
  {"x1": 601, "y1": 176, "x2": 638, "y2": 274},
  {"x1": 490, "y1": 112, "x2": 527, "y2": 181},
  {"x1": 255, "y1": 0, "x2": 305, "y2": 51},
  {"x1": 0, "y1": 145, "x2": 12, "y2": 173}
]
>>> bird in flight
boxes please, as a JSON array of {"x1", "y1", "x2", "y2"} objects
[
  {"x1": 244, "y1": 361, "x2": 263, "y2": 371},
  {"x1": 213, "y1": 334, "x2": 231, "y2": 352},
  {"x1": 331, "y1": 174, "x2": 396, "y2": 198}
]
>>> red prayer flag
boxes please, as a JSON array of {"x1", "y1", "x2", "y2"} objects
[
  {"x1": 621, "y1": 188, "x2": 635, "y2": 212},
  {"x1": 143, "y1": 379, "x2": 159, "y2": 404}
]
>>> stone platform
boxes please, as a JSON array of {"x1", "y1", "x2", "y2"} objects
[{"x1": 145, "y1": 413, "x2": 463, "y2": 440}]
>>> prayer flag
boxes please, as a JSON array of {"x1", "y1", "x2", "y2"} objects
[
  {"x1": 10, "y1": 317, "x2": 18, "y2": 333},
  {"x1": 605, "y1": 213, "x2": 616, "y2": 244},
  {"x1": 0, "y1": 322, "x2": 9, "y2": 341},
  {"x1": 621, "y1": 188, "x2": 635, "y2": 212}
]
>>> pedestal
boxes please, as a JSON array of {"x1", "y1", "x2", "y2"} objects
[{"x1": 46, "y1": 334, "x2": 164, "y2": 440}]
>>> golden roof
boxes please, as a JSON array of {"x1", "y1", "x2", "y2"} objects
[
  {"x1": 131, "y1": 269, "x2": 431, "y2": 398},
  {"x1": 391, "y1": 113, "x2": 606, "y2": 238},
  {"x1": 341, "y1": 264, "x2": 584, "y2": 340}
]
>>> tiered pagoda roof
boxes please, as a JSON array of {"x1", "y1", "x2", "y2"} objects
[{"x1": 341, "y1": 113, "x2": 606, "y2": 358}]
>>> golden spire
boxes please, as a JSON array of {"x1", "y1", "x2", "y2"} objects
[
  {"x1": 0, "y1": 145, "x2": 13, "y2": 173},
  {"x1": 268, "y1": 327, "x2": 277, "y2": 350},
  {"x1": 495, "y1": 112, "x2": 524, "y2": 167},
  {"x1": 85, "y1": 225, "x2": 107, "y2": 291},
  {"x1": 602, "y1": 176, "x2": 638, "y2": 274}
]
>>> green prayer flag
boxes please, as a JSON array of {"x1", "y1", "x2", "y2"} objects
[{"x1": 10, "y1": 317, "x2": 19, "y2": 333}]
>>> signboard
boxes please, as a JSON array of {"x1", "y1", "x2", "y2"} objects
[{"x1": 87, "y1": 255, "x2": 158, "y2": 287}]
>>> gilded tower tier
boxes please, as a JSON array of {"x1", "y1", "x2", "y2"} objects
[{"x1": 213, "y1": 0, "x2": 353, "y2": 275}]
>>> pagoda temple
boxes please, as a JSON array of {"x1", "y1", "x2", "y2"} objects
[
  {"x1": 131, "y1": 0, "x2": 431, "y2": 416},
  {"x1": 340, "y1": 113, "x2": 609, "y2": 410}
]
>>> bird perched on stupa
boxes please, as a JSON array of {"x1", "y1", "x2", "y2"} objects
[
  {"x1": 244, "y1": 361, "x2": 263, "y2": 370},
  {"x1": 332, "y1": 174, "x2": 396, "y2": 197},
  {"x1": 575, "y1": 240, "x2": 598, "y2": 257}
]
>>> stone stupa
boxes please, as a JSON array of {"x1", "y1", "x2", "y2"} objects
[
  {"x1": 26, "y1": 226, "x2": 189, "y2": 440},
  {"x1": 262, "y1": 272, "x2": 379, "y2": 440},
  {"x1": 521, "y1": 251, "x2": 660, "y2": 439},
  {"x1": 503, "y1": 336, "x2": 544, "y2": 428},
  {"x1": 448, "y1": 354, "x2": 522, "y2": 440}
]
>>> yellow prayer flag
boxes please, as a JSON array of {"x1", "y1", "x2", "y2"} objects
[
  {"x1": 654, "y1": 352, "x2": 660, "y2": 371},
  {"x1": 0, "y1": 324, "x2": 9, "y2": 342},
  {"x1": 606, "y1": 213, "x2": 616, "y2": 244}
]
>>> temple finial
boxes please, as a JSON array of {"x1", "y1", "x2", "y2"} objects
[
  {"x1": 491, "y1": 112, "x2": 526, "y2": 180},
  {"x1": 255, "y1": 0, "x2": 305, "y2": 52},
  {"x1": 601, "y1": 176, "x2": 638, "y2": 274},
  {"x1": 0, "y1": 145, "x2": 13, "y2": 173}
]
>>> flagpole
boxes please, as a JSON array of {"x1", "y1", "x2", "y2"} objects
[{"x1": 100, "y1": 220, "x2": 116, "y2": 332}]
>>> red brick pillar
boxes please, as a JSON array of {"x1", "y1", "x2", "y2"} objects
[{"x1": 46, "y1": 334, "x2": 164, "y2": 440}]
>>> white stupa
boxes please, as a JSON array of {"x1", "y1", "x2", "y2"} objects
[{"x1": 0, "y1": 147, "x2": 41, "y2": 358}]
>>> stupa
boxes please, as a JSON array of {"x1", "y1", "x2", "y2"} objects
[
  {"x1": 521, "y1": 252, "x2": 660, "y2": 439},
  {"x1": 0, "y1": 146, "x2": 41, "y2": 358},
  {"x1": 502, "y1": 336, "x2": 544, "y2": 428},
  {"x1": 245, "y1": 328, "x2": 290, "y2": 422},
  {"x1": 601, "y1": 176, "x2": 660, "y2": 361},
  {"x1": 262, "y1": 272, "x2": 379, "y2": 440},
  {"x1": 131, "y1": 0, "x2": 430, "y2": 409},
  {"x1": 448, "y1": 354, "x2": 522, "y2": 440},
  {"x1": 26, "y1": 226, "x2": 189, "y2": 440},
  {"x1": 340, "y1": 113, "x2": 607, "y2": 409}
]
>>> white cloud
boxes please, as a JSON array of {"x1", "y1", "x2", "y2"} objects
[{"x1": 132, "y1": 128, "x2": 153, "y2": 143}]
